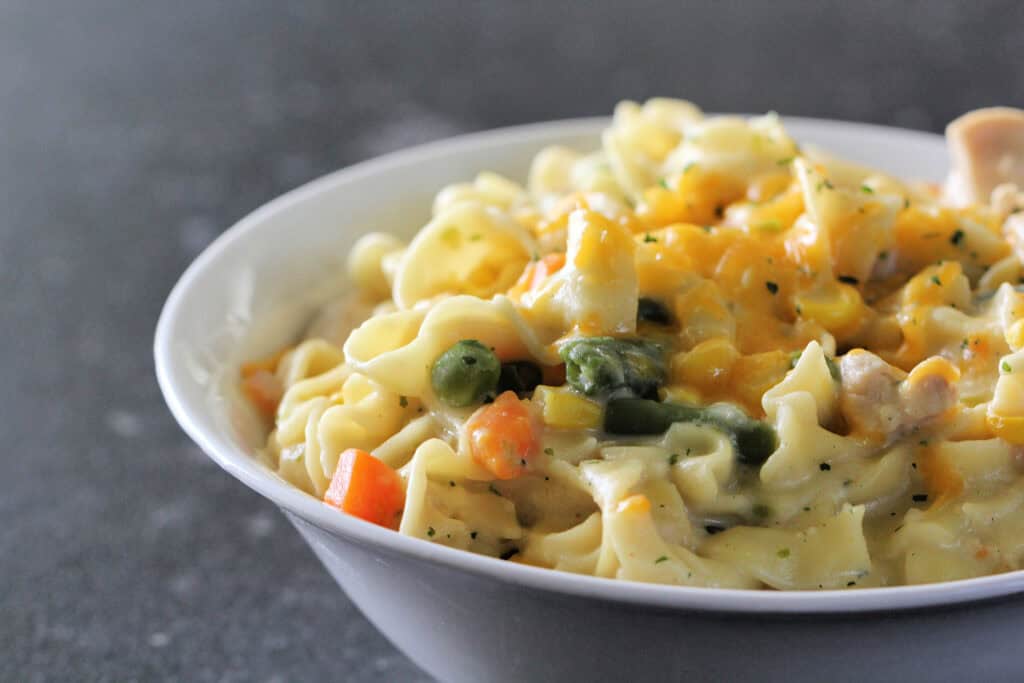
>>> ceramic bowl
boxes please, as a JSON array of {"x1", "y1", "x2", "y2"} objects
[{"x1": 155, "y1": 117, "x2": 1024, "y2": 682}]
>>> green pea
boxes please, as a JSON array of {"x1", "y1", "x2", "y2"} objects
[{"x1": 431, "y1": 340, "x2": 501, "y2": 407}]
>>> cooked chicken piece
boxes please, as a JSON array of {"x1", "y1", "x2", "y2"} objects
[
  {"x1": 838, "y1": 350, "x2": 958, "y2": 441},
  {"x1": 944, "y1": 107, "x2": 1024, "y2": 207}
]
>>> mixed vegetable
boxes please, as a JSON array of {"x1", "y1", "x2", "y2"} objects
[
  {"x1": 324, "y1": 448, "x2": 405, "y2": 528},
  {"x1": 559, "y1": 336, "x2": 667, "y2": 399},
  {"x1": 426, "y1": 333, "x2": 777, "y2": 471},
  {"x1": 604, "y1": 398, "x2": 777, "y2": 465}
]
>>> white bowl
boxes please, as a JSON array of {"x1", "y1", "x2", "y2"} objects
[{"x1": 155, "y1": 117, "x2": 1024, "y2": 682}]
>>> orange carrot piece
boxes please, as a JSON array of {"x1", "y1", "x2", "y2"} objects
[
  {"x1": 241, "y1": 370, "x2": 283, "y2": 419},
  {"x1": 509, "y1": 252, "x2": 567, "y2": 298},
  {"x1": 324, "y1": 449, "x2": 405, "y2": 529},
  {"x1": 465, "y1": 391, "x2": 540, "y2": 480},
  {"x1": 240, "y1": 345, "x2": 292, "y2": 378}
]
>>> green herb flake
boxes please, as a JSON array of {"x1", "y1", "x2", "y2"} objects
[
  {"x1": 878, "y1": 250, "x2": 889, "y2": 260},
  {"x1": 655, "y1": 555, "x2": 669, "y2": 564},
  {"x1": 765, "y1": 281, "x2": 779, "y2": 295},
  {"x1": 1002, "y1": 361, "x2": 1013, "y2": 373},
  {"x1": 912, "y1": 493, "x2": 929, "y2": 503},
  {"x1": 904, "y1": 197, "x2": 911, "y2": 210},
  {"x1": 668, "y1": 453, "x2": 680, "y2": 466},
  {"x1": 950, "y1": 229, "x2": 965, "y2": 246},
  {"x1": 777, "y1": 548, "x2": 791, "y2": 559},
  {"x1": 683, "y1": 162, "x2": 696, "y2": 174},
  {"x1": 826, "y1": 356, "x2": 841, "y2": 381},
  {"x1": 468, "y1": 233, "x2": 482, "y2": 242},
  {"x1": 819, "y1": 462, "x2": 832, "y2": 471},
  {"x1": 860, "y1": 184, "x2": 874, "y2": 194},
  {"x1": 776, "y1": 156, "x2": 794, "y2": 166},
  {"x1": 658, "y1": 178, "x2": 670, "y2": 190},
  {"x1": 643, "y1": 233, "x2": 658, "y2": 243},
  {"x1": 543, "y1": 447, "x2": 555, "y2": 456},
  {"x1": 930, "y1": 275, "x2": 942, "y2": 286},
  {"x1": 756, "y1": 219, "x2": 782, "y2": 232},
  {"x1": 488, "y1": 484, "x2": 502, "y2": 497},
  {"x1": 752, "y1": 504, "x2": 772, "y2": 518},
  {"x1": 399, "y1": 395, "x2": 409, "y2": 408},
  {"x1": 427, "y1": 526, "x2": 436, "y2": 537}
]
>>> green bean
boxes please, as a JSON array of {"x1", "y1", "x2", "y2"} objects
[
  {"x1": 701, "y1": 403, "x2": 778, "y2": 465},
  {"x1": 430, "y1": 339, "x2": 501, "y2": 407},
  {"x1": 603, "y1": 398, "x2": 700, "y2": 434},
  {"x1": 604, "y1": 398, "x2": 777, "y2": 466},
  {"x1": 560, "y1": 337, "x2": 666, "y2": 398}
]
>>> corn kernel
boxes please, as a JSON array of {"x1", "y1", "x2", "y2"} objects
[
  {"x1": 617, "y1": 494, "x2": 651, "y2": 514},
  {"x1": 659, "y1": 385, "x2": 702, "y2": 405},
  {"x1": 1007, "y1": 320, "x2": 1024, "y2": 351},
  {"x1": 672, "y1": 338, "x2": 739, "y2": 391},
  {"x1": 986, "y1": 414, "x2": 1024, "y2": 445},
  {"x1": 535, "y1": 385, "x2": 603, "y2": 429},
  {"x1": 794, "y1": 283, "x2": 864, "y2": 338},
  {"x1": 907, "y1": 356, "x2": 961, "y2": 386}
]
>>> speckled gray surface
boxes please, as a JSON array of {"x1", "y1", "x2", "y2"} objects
[{"x1": 3, "y1": 1, "x2": 1024, "y2": 681}]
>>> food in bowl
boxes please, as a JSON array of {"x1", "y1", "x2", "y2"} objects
[{"x1": 240, "y1": 100, "x2": 1024, "y2": 590}]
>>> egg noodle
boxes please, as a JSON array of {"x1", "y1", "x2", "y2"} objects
[{"x1": 241, "y1": 100, "x2": 1024, "y2": 590}]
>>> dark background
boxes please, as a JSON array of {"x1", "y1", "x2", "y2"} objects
[{"x1": 4, "y1": 1, "x2": 1023, "y2": 680}]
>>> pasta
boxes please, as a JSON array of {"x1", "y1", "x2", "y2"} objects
[{"x1": 240, "y1": 99, "x2": 1024, "y2": 590}]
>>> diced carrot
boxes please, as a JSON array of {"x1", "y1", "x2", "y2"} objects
[
  {"x1": 324, "y1": 448, "x2": 406, "y2": 529},
  {"x1": 240, "y1": 346, "x2": 291, "y2": 378},
  {"x1": 241, "y1": 370, "x2": 283, "y2": 419},
  {"x1": 465, "y1": 391, "x2": 540, "y2": 480},
  {"x1": 508, "y1": 252, "x2": 566, "y2": 298}
]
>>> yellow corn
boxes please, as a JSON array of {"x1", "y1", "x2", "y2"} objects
[
  {"x1": 659, "y1": 385, "x2": 703, "y2": 405},
  {"x1": 1006, "y1": 320, "x2": 1024, "y2": 351},
  {"x1": 907, "y1": 356, "x2": 961, "y2": 386},
  {"x1": 794, "y1": 283, "x2": 864, "y2": 338},
  {"x1": 672, "y1": 337, "x2": 739, "y2": 391},
  {"x1": 535, "y1": 386, "x2": 603, "y2": 429},
  {"x1": 617, "y1": 494, "x2": 651, "y2": 514},
  {"x1": 987, "y1": 414, "x2": 1024, "y2": 445}
]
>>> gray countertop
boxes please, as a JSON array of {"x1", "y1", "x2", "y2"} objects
[{"x1": 4, "y1": 1, "x2": 1023, "y2": 680}]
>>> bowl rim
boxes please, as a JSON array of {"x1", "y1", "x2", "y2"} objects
[{"x1": 155, "y1": 114, "x2": 1024, "y2": 615}]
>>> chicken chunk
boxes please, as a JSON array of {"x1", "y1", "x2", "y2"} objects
[
  {"x1": 838, "y1": 350, "x2": 958, "y2": 441},
  {"x1": 944, "y1": 107, "x2": 1024, "y2": 207}
]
